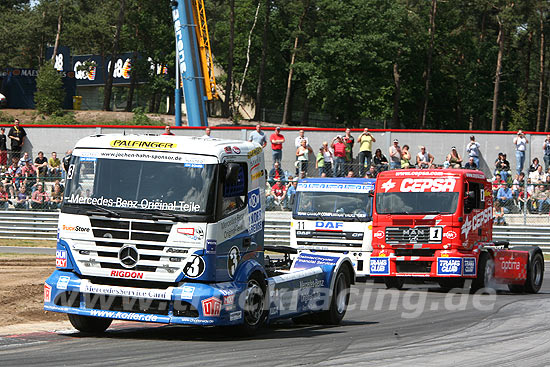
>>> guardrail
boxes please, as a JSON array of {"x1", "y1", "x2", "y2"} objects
[{"x1": 0, "y1": 211, "x2": 548, "y2": 253}]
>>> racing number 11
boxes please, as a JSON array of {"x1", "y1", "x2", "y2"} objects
[{"x1": 429, "y1": 227, "x2": 442, "y2": 241}]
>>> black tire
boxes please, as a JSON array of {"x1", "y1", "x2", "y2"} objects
[
  {"x1": 384, "y1": 277, "x2": 404, "y2": 290},
  {"x1": 438, "y1": 278, "x2": 465, "y2": 291},
  {"x1": 507, "y1": 284, "x2": 524, "y2": 293},
  {"x1": 471, "y1": 251, "x2": 494, "y2": 293},
  {"x1": 524, "y1": 252, "x2": 544, "y2": 294},
  {"x1": 235, "y1": 272, "x2": 267, "y2": 336},
  {"x1": 318, "y1": 266, "x2": 351, "y2": 325},
  {"x1": 68, "y1": 314, "x2": 112, "y2": 333}
]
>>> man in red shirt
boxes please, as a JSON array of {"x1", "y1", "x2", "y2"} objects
[
  {"x1": 331, "y1": 135, "x2": 347, "y2": 177},
  {"x1": 270, "y1": 179, "x2": 287, "y2": 209},
  {"x1": 270, "y1": 126, "x2": 285, "y2": 165}
]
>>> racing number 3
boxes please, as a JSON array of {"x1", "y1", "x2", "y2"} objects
[
  {"x1": 183, "y1": 255, "x2": 205, "y2": 278},
  {"x1": 429, "y1": 227, "x2": 442, "y2": 241}
]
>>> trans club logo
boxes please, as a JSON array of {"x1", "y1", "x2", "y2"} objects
[{"x1": 201, "y1": 297, "x2": 222, "y2": 317}]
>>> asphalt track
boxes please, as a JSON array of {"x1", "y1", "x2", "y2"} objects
[{"x1": 1, "y1": 268, "x2": 549, "y2": 367}]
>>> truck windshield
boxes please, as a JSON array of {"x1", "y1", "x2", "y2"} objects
[
  {"x1": 294, "y1": 192, "x2": 372, "y2": 221},
  {"x1": 63, "y1": 156, "x2": 217, "y2": 216},
  {"x1": 375, "y1": 192, "x2": 459, "y2": 215}
]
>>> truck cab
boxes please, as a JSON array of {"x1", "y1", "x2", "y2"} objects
[
  {"x1": 45, "y1": 134, "x2": 355, "y2": 333},
  {"x1": 290, "y1": 178, "x2": 375, "y2": 277},
  {"x1": 369, "y1": 169, "x2": 544, "y2": 292}
]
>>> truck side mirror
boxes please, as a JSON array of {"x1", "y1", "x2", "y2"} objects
[{"x1": 224, "y1": 163, "x2": 241, "y2": 184}]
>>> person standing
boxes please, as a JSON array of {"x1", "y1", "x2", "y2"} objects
[
  {"x1": 294, "y1": 129, "x2": 308, "y2": 149},
  {"x1": 343, "y1": 128, "x2": 355, "y2": 172},
  {"x1": 331, "y1": 135, "x2": 347, "y2": 177},
  {"x1": 388, "y1": 139, "x2": 402, "y2": 170},
  {"x1": 513, "y1": 130, "x2": 528, "y2": 174},
  {"x1": 0, "y1": 128, "x2": 7, "y2": 169},
  {"x1": 249, "y1": 124, "x2": 267, "y2": 148},
  {"x1": 295, "y1": 140, "x2": 313, "y2": 177},
  {"x1": 321, "y1": 141, "x2": 333, "y2": 176},
  {"x1": 294, "y1": 130, "x2": 309, "y2": 175},
  {"x1": 315, "y1": 147, "x2": 325, "y2": 176},
  {"x1": 357, "y1": 128, "x2": 375, "y2": 176},
  {"x1": 543, "y1": 134, "x2": 550, "y2": 172},
  {"x1": 270, "y1": 126, "x2": 285, "y2": 165},
  {"x1": 8, "y1": 119, "x2": 26, "y2": 160},
  {"x1": 466, "y1": 135, "x2": 480, "y2": 168}
]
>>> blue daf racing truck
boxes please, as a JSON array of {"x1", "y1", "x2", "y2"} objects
[{"x1": 44, "y1": 134, "x2": 354, "y2": 334}]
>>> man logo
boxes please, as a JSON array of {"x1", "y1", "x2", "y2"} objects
[{"x1": 118, "y1": 245, "x2": 139, "y2": 268}]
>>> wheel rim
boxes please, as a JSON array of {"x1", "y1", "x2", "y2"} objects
[
  {"x1": 533, "y1": 258, "x2": 543, "y2": 287},
  {"x1": 485, "y1": 259, "x2": 494, "y2": 286},
  {"x1": 334, "y1": 273, "x2": 348, "y2": 314},
  {"x1": 243, "y1": 279, "x2": 264, "y2": 326}
]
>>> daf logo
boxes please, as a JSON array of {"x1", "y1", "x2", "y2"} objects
[{"x1": 118, "y1": 245, "x2": 139, "y2": 269}]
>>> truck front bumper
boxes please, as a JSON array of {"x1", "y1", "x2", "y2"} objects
[{"x1": 44, "y1": 270, "x2": 246, "y2": 326}]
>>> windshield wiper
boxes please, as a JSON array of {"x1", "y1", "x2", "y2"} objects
[
  {"x1": 86, "y1": 205, "x2": 120, "y2": 218},
  {"x1": 151, "y1": 212, "x2": 188, "y2": 222}
]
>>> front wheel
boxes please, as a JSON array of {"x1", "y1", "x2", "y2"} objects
[
  {"x1": 68, "y1": 314, "x2": 112, "y2": 333},
  {"x1": 235, "y1": 272, "x2": 267, "y2": 336},
  {"x1": 318, "y1": 266, "x2": 351, "y2": 325},
  {"x1": 471, "y1": 252, "x2": 494, "y2": 293},
  {"x1": 384, "y1": 277, "x2": 404, "y2": 290}
]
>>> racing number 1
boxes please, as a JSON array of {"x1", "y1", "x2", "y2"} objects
[{"x1": 429, "y1": 227, "x2": 442, "y2": 241}]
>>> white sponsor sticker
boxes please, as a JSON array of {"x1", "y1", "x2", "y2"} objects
[
  {"x1": 181, "y1": 286, "x2": 195, "y2": 300},
  {"x1": 230, "y1": 310, "x2": 242, "y2": 321},
  {"x1": 79, "y1": 281, "x2": 172, "y2": 300},
  {"x1": 57, "y1": 276, "x2": 70, "y2": 290}
]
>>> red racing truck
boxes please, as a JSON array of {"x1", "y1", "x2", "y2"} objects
[{"x1": 369, "y1": 169, "x2": 544, "y2": 292}]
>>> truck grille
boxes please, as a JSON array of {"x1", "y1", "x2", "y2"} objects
[
  {"x1": 74, "y1": 217, "x2": 178, "y2": 275},
  {"x1": 386, "y1": 227, "x2": 431, "y2": 244},
  {"x1": 90, "y1": 218, "x2": 171, "y2": 242},
  {"x1": 396, "y1": 261, "x2": 432, "y2": 273},
  {"x1": 394, "y1": 249, "x2": 436, "y2": 257}
]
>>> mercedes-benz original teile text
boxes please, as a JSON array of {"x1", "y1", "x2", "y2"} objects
[{"x1": 44, "y1": 134, "x2": 354, "y2": 334}]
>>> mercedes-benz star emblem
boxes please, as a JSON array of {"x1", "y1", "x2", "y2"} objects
[{"x1": 118, "y1": 245, "x2": 139, "y2": 269}]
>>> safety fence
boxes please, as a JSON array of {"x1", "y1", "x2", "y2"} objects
[{"x1": 0, "y1": 211, "x2": 548, "y2": 254}]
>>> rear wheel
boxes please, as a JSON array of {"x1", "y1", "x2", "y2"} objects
[
  {"x1": 384, "y1": 277, "x2": 404, "y2": 290},
  {"x1": 524, "y1": 252, "x2": 544, "y2": 294},
  {"x1": 68, "y1": 314, "x2": 112, "y2": 333},
  {"x1": 318, "y1": 266, "x2": 351, "y2": 325}
]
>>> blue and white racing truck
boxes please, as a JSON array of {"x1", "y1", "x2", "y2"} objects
[
  {"x1": 44, "y1": 134, "x2": 354, "y2": 334},
  {"x1": 290, "y1": 178, "x2": 376, "y2": 277}
]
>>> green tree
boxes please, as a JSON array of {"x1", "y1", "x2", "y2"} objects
[{"x1": 35, "y1": 62, "x2": 64, "y2": 115}]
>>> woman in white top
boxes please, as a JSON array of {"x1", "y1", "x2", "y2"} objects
[
  {"x1": 321, "y1": 141, "x2": 333, "y2": 176},
  {"x1": 296, "y1": 140, "x2": 313, "y2": 176},
  {"x1": 513, "y1": 130, "x2": 528, "y2": 174}
]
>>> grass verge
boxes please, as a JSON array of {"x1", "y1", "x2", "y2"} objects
[{"x1": 0, "y1": 239, "x2": 56, "y2": 247}]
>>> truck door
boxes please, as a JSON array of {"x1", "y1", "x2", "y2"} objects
[
  {"x1": 462, "y1": 180, "x2": 490, "y2": 247},
  {"x1": 213, "y1": 161, "x2": 253, "y2": 282}
]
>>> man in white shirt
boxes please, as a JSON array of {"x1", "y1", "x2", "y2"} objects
[
  {"x1": 202, "y1": 127, "x2": 212, "y2": 138},
  {"x1": 416, "y1": 146, "x2": 435, "y2": 169},
  {"x1": 294, "y1": 129, "x2": 309, "y2": 148},
  {"x1": 513, "y1": 130, "x2": 528, "y2": 174},
  {"x1": 248, "y1": 124, "x2": 267, "y2": 147}
]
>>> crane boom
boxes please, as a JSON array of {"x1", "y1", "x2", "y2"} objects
[{"x1": 171, "y1": 0, "x2": 210, "y2": 126}]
